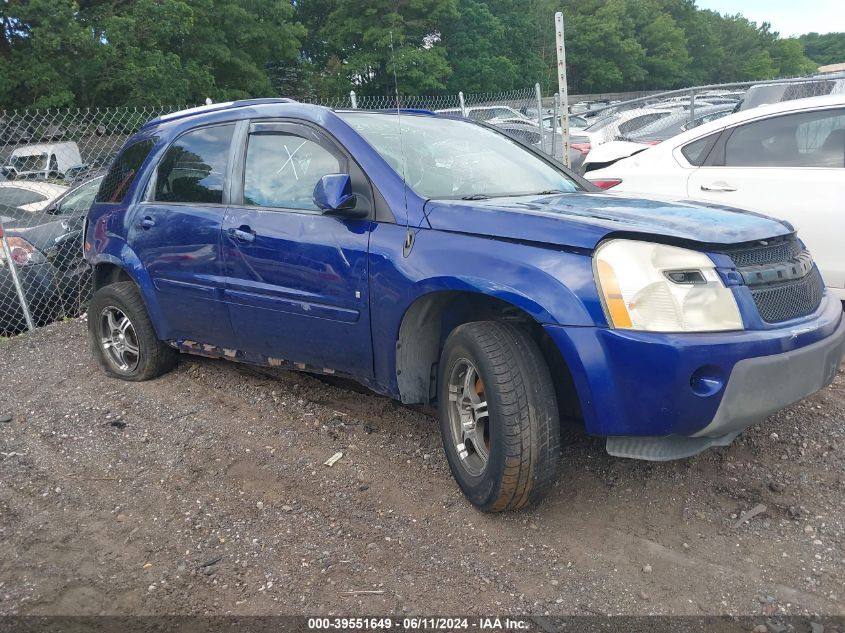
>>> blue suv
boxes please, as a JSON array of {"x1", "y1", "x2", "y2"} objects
[{"x1": 84, "y1": 99, "x2": 845, "y2": 512}]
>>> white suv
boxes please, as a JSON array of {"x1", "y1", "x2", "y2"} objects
[{"x1": 587, "y1": 95, "x2": 845, "y2": 300}]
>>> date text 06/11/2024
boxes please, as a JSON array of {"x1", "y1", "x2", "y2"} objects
[{"x1": 306, "y1": 617, "x2": 532, "y2": 630}]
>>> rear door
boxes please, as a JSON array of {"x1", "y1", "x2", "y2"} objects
[
  {"x1": 129, "y1": 123, "x2": 238, "y2": 346},
  {"x1": 687, "y1": 107, "x2": 845, "y2": 289},
  {"x1": 221, "y1": 120, "x2": 374, "y2": 377}
]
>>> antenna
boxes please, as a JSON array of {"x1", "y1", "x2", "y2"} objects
[{"x1": 388, "y1": 29, "x2": 414, "y2": 255}]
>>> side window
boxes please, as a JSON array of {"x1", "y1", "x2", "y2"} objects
[
  {"x1": 57, "y1": 178, "x2": 101, "y2": 214},
  {"x1": 618, "y1": 113, "x2": 665, "y2": 135},
  {"x1": 795, "y1": 109, "x2": 845, "y2": 167},
  {"x1": 97, "y1": 138, "x2": 156, "y2": 203},
  {"x1": 243, "y1": 132, "x2": 343, "y2": 211},
  {"x1": 681, "y1": 132, "x2": 719, "y2": 166},
  {"x1": 725, "y1": 109, "x2": 845, "y2": 168},
  {"x1": 154, "y1": 124, "x2": 234, "y2": 204}
]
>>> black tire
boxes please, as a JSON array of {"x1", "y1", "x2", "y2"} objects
[
  {"x1": 437, "y1": 321, "x2": 560, "y2": 512},
  {"x1": 88, "y1": 281, "x2": 177, "y2": 381}
]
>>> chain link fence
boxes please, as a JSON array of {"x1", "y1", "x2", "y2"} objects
[
  {"x1": 2, "y1": 74, "x2": 843, "y2": 336},
  {"x1": 0, "y1": 106, "x2": 187, "y2": 335},
  {"x1": 565, "y1": 73, "x2": 845, "y2": 173}
]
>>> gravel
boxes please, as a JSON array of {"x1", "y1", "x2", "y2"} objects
[{"x1": 0, "y1": 318, "x2": 844, "y2": 616}]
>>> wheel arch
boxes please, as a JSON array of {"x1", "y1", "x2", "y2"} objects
[
  {"x1": 395, "y1": 288, "x2": 582, "y2": 422},
  {"x1": 89, "y1": 253, "x2": 168, "y2": 339}
]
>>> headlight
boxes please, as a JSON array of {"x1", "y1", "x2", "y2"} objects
[{"x1": 594, "y1": 239, "x2": 742, "y2": 332}]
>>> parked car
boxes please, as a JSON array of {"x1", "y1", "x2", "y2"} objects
[
  {"x1": 573, "y1": 108, "x2": 677, "y2": 158},
  {"x1": 0, "y1": 176, "x2": 102, "y2": 333},
  {"x1": 740, "y1": 76, "x2": 845, "y2": 111},
  {"x1": 653, "y1": 98, "x2": 714, "y2": 110},
  {"x1": 0, "y1": 181, "x2": 67, "y2": 212},
  {"x1": 587, "y1": 94, "x2": 845, "y2": 300},
  {"x1": 434, "y1": 105, "x2": 530, "y2": 123},
  {"x1": 580, "y1": 106, "x2": 737, "y2": 173},
  {"x1": 621, "y1": 105, "x2": 735, "y2": 144},
  {"x1": 1, "y1": 141, "x2": 87, "y2": 180},
  {"x1": 84, "y1": 99, "x2": 844, "y2": 511},
  {"x1": 541, "y1": 114, "x2": 589, "y2": 131},
  {"x1": 494, "y1": 121, "x2": 585, "y2": 170}
]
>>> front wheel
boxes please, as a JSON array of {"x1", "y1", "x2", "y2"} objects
[
  {"x1": 88, "y1": 281, "x2": 177, "y2": 381},
  {"x1": 437, "y1": 321, "x2": 561, "y2": 512}
]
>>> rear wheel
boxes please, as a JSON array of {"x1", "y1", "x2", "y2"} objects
[
  {"x1": 437, "y1": 321, "x2": 560, "y2": 512},
  {"x1": 88, "y1": 281, "x2": 177, "y2": 381}
]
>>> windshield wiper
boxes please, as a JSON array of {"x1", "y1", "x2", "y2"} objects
[
  {"x1": 534, "y1": 189, "x2": 568, "y2": 195},
  {"x1": 460, "y1": 193, "x2": 490, "y2": 200}
]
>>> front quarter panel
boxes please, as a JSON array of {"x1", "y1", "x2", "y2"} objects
[{"x1": 369, "y1": 222, "x2": 601, "y2": 394}]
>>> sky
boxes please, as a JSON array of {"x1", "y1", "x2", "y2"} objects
[{"x1": 695, "y1": 0, "x2": 845, "y2": 37}]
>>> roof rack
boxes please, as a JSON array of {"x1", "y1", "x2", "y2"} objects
[{"x1": 140, "y1": 98, "x2": 298, "y2": 130}]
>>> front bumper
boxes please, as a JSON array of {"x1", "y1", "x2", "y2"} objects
[{"x1": 544, "y1": 293, "x2": 845, "y2": 460}]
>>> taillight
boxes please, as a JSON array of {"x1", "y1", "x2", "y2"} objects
[
  {"x1": 590, "y1": 179, "x2": 622, "y2": 190},
  {"x1": 571, "y1": 142, "x2": 591, "y2": 155},
  {"x1": 0, "y1": 236, "x2": 47, "y2": 266},
  {"x1": 639, "y1": 139, "x2": 662, "y2": 146}
]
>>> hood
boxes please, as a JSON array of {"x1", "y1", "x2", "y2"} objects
[{"x1": 424, "y1": 192, "x2": 793, "y2": 251}]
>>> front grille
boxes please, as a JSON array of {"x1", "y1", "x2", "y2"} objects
[
  {"x1": 749, "y1": 267, "x2": 824, "y2": 323},
  {"x1": 716, "y1": 236, "x2": 824, "y2": 323},
  {"x1": 722, "y1": 238, "x2": 803, "y2": 268}
]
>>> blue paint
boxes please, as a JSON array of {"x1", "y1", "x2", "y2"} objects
[
  {"x1": 85, "y1": 99, "x2": 843, "y2": 440},
  {"x1": 424, "y1": 193, "x2": 792, "y2": 249},
  {"x1": 545, "y1": 294, "x2": 843, "y2": 437},
  {"x1": 313, "y1": 174, "x2": 355, "y2": 212}
]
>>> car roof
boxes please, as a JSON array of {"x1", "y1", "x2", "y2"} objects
[
  {"x1": 9, "y1": 143, "x2": 73, "y2": 154},
  {"x1": 141, "y1": 98, "x2": 297, "y2": 130},
  {"x1": 0, "y1": 180, "x2": 68, "y2": 195}
]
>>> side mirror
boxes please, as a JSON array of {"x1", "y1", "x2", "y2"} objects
[{"x1": 313, "y1": 174, "x2": 360, "y2": 215}]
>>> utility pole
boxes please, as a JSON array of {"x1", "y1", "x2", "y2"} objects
[{"x1": 555, "y1": 12, "x2": 571, "y2": 168}]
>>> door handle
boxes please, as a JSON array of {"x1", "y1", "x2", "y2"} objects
[
  {"x1": 227, "y1": 226, "x2": 256, "y2": 243},
  {"x1": 700, "y1": 183, "x2": 736, "y2": 192},
  {"x1": 139, "y1": 216, "x2": 156, "y2": 229}
]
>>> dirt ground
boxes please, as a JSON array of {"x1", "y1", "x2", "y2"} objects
[{"x1": 0, "y1": 318, "x2": 843, "y2": 617}]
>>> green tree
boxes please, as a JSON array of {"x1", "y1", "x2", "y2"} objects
[
  {"x1": 298, "y1": 0, "x2": 459, "y2": 97},
  {"x1": 439, "y1": 0, "x2": 519, "y2": 93},
  {"x1": 87, "y1": 0, "x2": 304, "y2": 105},
  {"x1": 562, "y1": 0, "x2": 647, "y2": 93},
  {"x1": 626, "y1": 0, "x2": 692, "y2": 89},
  {"x1": 799, "y1": 32, "x2": 845, "y2": 66},
  {"x1": 770, "y1": 38, "x2": 817, "y2": 77},
  {"x1": 0, "y1": 0, "x2": 97, "y2": 107},
  {"x1": 0, "y1": 0, "x2": 303, "y2": 107}
]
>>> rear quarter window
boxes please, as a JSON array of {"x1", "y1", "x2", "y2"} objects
[
  {"x1": 681, "y1": 132, "x2": 719, "y2": 166},
  {"x1": 96, "y1": 138, "x2": 157, "y2": 203}
]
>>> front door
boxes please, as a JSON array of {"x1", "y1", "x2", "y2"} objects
[
  {"x1": 130, "y1": 123, "x2": 237, "y2": 347},
  {"x1": 222, "y1": 121, "x2": 374, "y2": 378}
]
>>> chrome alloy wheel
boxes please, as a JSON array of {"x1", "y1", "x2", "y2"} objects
[
  {"x1": 99, "y1": 306, "x2": 140, "y2": 373},
  {"x1": 447, "y1": 358, "x2": 490, "y2": 476}
]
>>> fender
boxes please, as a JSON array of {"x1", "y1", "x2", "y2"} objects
[
  {"x1": 87, "y1": 243, "x2": 171, "y2": 341},
  {"x1": 368, "y1": 222, "x2": 603, "y2": 397}
]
